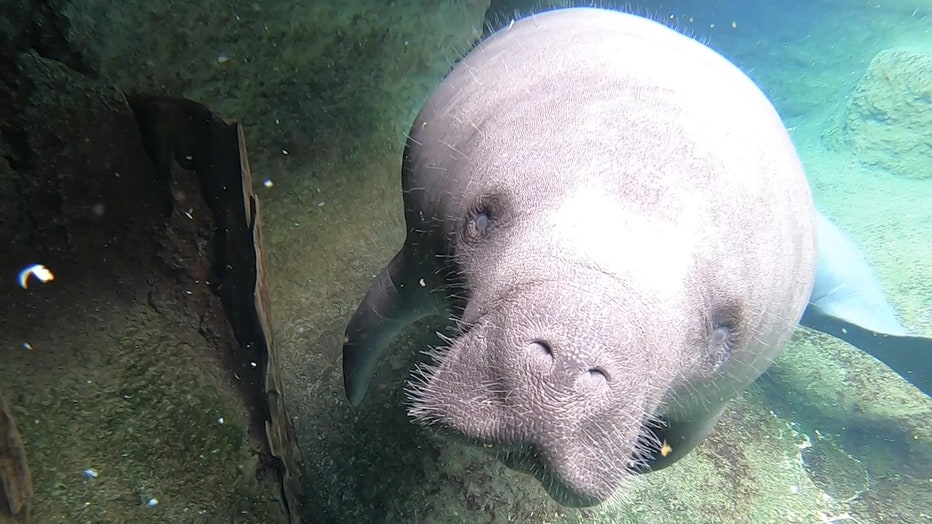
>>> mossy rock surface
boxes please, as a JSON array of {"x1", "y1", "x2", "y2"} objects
[{"x1": 844, "y1": 46, "x2": 932, "y2": 180}]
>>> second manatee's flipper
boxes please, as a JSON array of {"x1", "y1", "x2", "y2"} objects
[
  {"x1": 343, "y1": 249, "x2": 439, "y2": 406},
  {"x1": 800, "y1": 210, "x2": 932, "y2": 396}
]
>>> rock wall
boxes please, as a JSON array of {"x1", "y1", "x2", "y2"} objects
[
  {"x1": 62, "y1": 0, "x2": 491, "y2": 180},
  {"x1": 843, "y1": 46, "x2": 932, "y2": 180}
]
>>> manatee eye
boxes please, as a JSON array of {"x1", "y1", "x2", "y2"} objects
[
  {"x1": 703, "y1": 302, "x2": 743, "y2": 373},
  {"x1": 475, "y1": 210, "x2": 490, "y2": 235},
  {"x1": 708, "y1": 321, "x2": 737, "y2": 372},
  {"x1": 710, "y1": 326, "x2": 730, "y2": 347},
  {"x1": 464, "y1": 204, "x2": 493, "y2": 242}
]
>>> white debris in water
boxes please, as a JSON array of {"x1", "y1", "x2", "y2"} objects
[
  {"x1": 218, "y1": 417, "x2": 224, "y2": 424},
  {"x1": 147, "y1": 498, "x2": 158, "y2": 507},
  {"x1": 18, "y1": 264, "x2": 55, "y2": 289},
  {"x1": 263, "y1": 179, "x2": 273, "y2": 188},
  {"x1": 83, "y1": 468, "x2": 98, "y2": 479}
]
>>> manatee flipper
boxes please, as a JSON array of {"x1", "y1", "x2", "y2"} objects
[
  {"x1": 800, "y1": 211, "x2": 931, "y2": 396},
  {"x1": 343, "y1": 249, "x2": 438, "y2": 405}
]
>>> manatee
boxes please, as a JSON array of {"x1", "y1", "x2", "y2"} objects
[
  {"x1": 342, "y1": 7, "x2": 818, "y2": 506},
  {"x1": 802, "y1": 211, "x2": 932, "y2": 396}
]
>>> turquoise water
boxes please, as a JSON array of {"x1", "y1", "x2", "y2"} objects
[{"x1": 0, "y1": 1, "x2": 929, "y2": 522}]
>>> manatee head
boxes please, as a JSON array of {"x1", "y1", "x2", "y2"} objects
[{"x1": 405, "y1": 175, "x2": 757, "y2": 506}]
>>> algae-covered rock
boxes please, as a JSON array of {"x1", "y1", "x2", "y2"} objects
[
  {"x1": 0, "y1": 51, "x2": 289, "y2": 523},
  {"x1": 62, "y1": 1, "x2": 491, "y2": 179},
  {"x1": 843, "y1": 46, "x2": 932, "y2": 180}
]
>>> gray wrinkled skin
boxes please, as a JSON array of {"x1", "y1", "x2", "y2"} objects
[{"x1": 342, "y1": 7, "x2": 817, "y2": 507}]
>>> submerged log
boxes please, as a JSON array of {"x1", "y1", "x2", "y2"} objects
[
  {"x1": 131, "y1": 96, "x2": 304, "y2": 523},
  {"x1": 0, "y1": 392, "x2": 31, "y2": 524}
]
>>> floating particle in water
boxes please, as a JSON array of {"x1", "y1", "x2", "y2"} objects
[
  {"x1": 147, "y1": 498, "x2": 158, "y2": 507},
  {"x1": 18, "y1": 264, "x2": 54, "y2": 289},
  {"x1": 83, "y1": 468, "x2": 98, "y2": 479}
]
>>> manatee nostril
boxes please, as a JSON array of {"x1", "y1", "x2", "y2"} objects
[
  {"x1": 587, "y1": 367, "x2": 609, "y2": 383},
  {"x1": 529, "y1": 340, "x2": 554, "y2": 366},
  {"x1": 530, "y1": 339, "x2": 553, "y2": 356},
  {"x1": 577, "y1": 366, "x2": 609, "y2": 391}
]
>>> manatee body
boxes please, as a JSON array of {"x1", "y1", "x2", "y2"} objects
[{"x1": 343, "y1": 7, "x2": 818, "y2": 506}]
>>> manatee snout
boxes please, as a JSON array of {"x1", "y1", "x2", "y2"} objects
[{"x1": 409, "y1": 280, "x2": 674, "y2": 506}]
